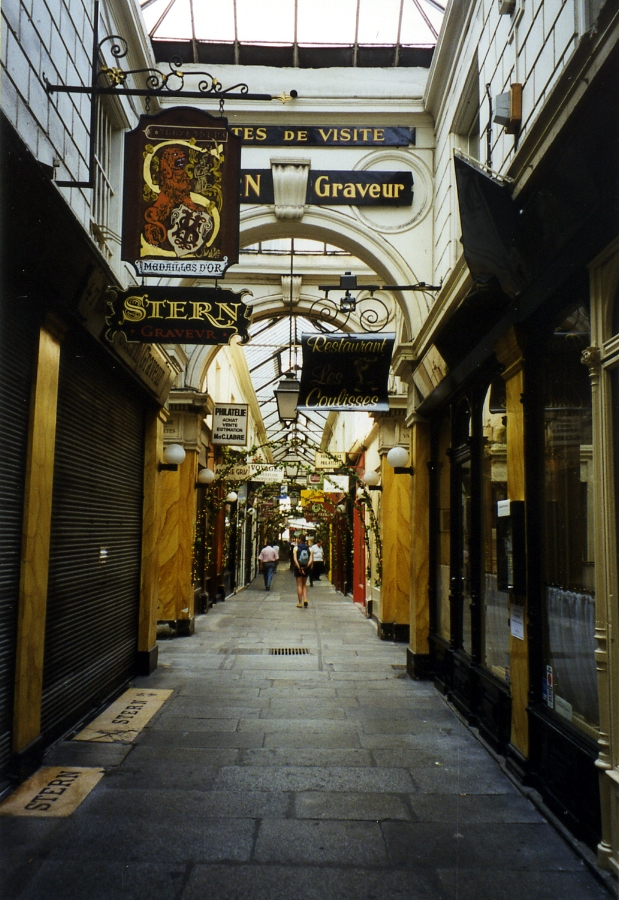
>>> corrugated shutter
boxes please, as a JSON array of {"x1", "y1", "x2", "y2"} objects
[
  {"x1": 0, "y1": 303, "x2": 38, "y2": 785},
  {"x1": 41, "y1": 330, "x2": 145, "y2": 743}
]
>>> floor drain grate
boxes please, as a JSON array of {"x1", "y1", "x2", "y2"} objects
[{"x1": 269, "y1": 648, "x2": 311, "y2": 656}]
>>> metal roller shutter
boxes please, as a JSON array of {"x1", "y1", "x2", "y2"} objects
[
  {"x1": 0, "y1": 303, "x2": 38, "y2": 786},
  {"x1": 41, "y1": 330, "x2": 146, "y2": 743}
]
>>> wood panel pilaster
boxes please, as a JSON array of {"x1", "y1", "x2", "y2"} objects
[{"x1": 13, "y1": 317, "x2": 64, "y2": 753}]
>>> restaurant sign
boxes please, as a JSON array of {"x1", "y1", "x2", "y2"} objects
[
  {"x1": 105, "y1": 286, "x2": 251, "y2": 344},
  {"x1": 122, "y1": 107, "x2": 241, "y2": 278},
  {"x1": 298, "y1": 333, "x2": 395, "y2": 411}
]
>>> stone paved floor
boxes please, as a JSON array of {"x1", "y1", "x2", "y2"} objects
[{"x1": 2, "y1": 572, "x2": 612, "y2": 899}]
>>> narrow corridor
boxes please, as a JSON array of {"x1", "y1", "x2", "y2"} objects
[{"x1": 2, "y1": 573, "x2": 609, "y2": 900}]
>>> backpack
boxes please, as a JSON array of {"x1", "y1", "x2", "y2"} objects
[{"x1": 297, "y1": 545, "x2": 310, "y2": 567}]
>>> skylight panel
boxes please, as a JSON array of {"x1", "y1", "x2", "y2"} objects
[
  {"x1": 297, "y1": 0, "x2": 357, "y2": 45},
  {"x1": 401, "y1": 0, "x2": 439, "y2": 43},
  {"x1": 357, "y1": 0, "x2": 401, "y2": 44},
  {"x1": 193, "y1": 0, "x2": 236, "y2": 41},
  {"x1": 236, "y1": 0, "x2": 295, "y2": 43},
  {"x1": 150, "y1": 0, "x2": 192, "y2": 40}
]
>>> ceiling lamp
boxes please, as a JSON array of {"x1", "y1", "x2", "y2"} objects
[{"x1": 275, "y1": 372, "x2": 300, "y2": 422}]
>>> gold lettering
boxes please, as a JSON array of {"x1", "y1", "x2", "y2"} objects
[
  {"x1": 297, "y1": 130, "x2": 308, "y2": 141},
  {"x1": 318, "y1": 129, "x2": 333, "y2": 142},
  {"x1": 216, "y1": 302, "x2": 240, "y2": 326},
  {"x1": 284, "y1": 130, "x2": 295, "y2": 141},
  {"x1": 256, "y1": 127, "x2": 267, "y2": 141},
  {"x1": 168, "y1": 301, "x2": 188, "y2": 319},
  {"x1": 360, "y1": 129, "x2": 371, "y2": 141},
  {"x1": 394, "y1": 183, "x2": 405, "y2": 197},
  {"x1": 353, "y1": 129, "x2": 358, "y2": 141},
  {"x1": 339, "y1": 128, "x2": 351, "y2": 141},
  {"x1": 369, "y1": 184, "x2": 380, "y2": 198},
  {"x1": 243, "y1": 127, "x2": 254, "y2": 140},
  {"x1": 190, "y1": 302, "x2": 217, "y2": 325},
  {"x1": 231, "y1": 127, "x2": 242, "y2": 137},
  {"x1": 373, "y1": 129, "x2": 385, "y2": 141},
  {"x1": 355, "y1": 183, "x2": 370, "y2": 198},
  {"x1": 244, "y1": 173, "x2": 262, "y2": 197},
  {"x1": 146, "y1": 300, "x2": 165, "y2": 318},
  {"x1": 343, "y1": 183, "x2": 356, "y2": 198},
  {"x1": 121, "y1": 294, "x2": 147, "y2": 323},
  {"x1": 382, "y1": 183, "x2": 394, "y2": 198},
  {"x1": 331, "y1": 183, "x2": 343, "y2": 198},
  {"x1": 315, "y1": 175, "x2": 330, "y2": 198}
]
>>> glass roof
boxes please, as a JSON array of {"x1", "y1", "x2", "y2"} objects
[
  {"x1": 243, "y1": 314, "x2": 329, "y2": 454},
  {"x1": 139, "y1": 0, "x2": 444, "y2": 51}
]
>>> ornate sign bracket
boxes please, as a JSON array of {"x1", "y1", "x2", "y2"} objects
[
  {"x1": 313, "y1": 272, "x2": 442, "y2": 333},
  {"x1": 43, "y1": 0, "x2": 297, "y2": 189}
]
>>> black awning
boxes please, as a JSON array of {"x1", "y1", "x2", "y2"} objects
[
  {"x1": 454, "y1": 154, "x2": 528, "y2": 298},
  {"x1": 433, "y1": 275, "x2": 510, "y2": 369}
]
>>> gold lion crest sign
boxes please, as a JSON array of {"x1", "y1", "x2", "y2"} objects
[{"x1": 122, "y1": 107, "x2": 241, "y2": 278}]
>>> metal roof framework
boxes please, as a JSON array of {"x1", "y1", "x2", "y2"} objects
[{"x1": 139, "y1": 0, "x2": 444, "y2": 67}]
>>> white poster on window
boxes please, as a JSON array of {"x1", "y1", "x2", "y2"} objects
[
  {"x1": 213, "y1": 404, "x2": 249, "y2": 445},
  {"x1": 510, "y1": 604, "x2": 524, "y2": 640}
]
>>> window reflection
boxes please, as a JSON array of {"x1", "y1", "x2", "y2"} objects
[
  {"x1": 482, "y1": 380, "x2": 510, "y2": 681},
  {"x1": 542, "y1": 304, "x2": 599, "y2": 733},
  {"x1": 436, "y1": 415, "x2": 451, "y2": 641}
]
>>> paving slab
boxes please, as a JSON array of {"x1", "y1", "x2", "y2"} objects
[
  {"x1": 253, "y1": 819, "x2": 389, "y2": 865},
  {"x1": 182, "y1": 865, "x2": 440, "y2": 900},
  {"x1": 1, "y1": 572, "x2": 609, "y2": 900}
]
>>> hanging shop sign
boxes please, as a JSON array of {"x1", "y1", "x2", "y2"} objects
[
  {"x1": 122, "y1": 107, "x2": 242, "y2": 278},
  {"x1": 240, "y1": 170, "x2": 413, "y2": 206},
  {"x1": 252, "y1": 466, "x2": 285, "y2": 484},
  {"x1": 298, "y1": 333, "x2": 395, "y2": 411},
  {"x1": 105, "y1": 286, "x2": 251, "y2": 344},
  {"x1": 231, "y1": 126, "x2": 415, "y2": 146},
  {"x1": 212, "y1": 404, "x2": 249, "y2": 445},
  {"x1": 314, "y1": 451, "x2": 346, "y2": 470}
]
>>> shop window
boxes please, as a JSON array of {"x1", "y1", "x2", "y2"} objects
[
  {"x1": 436, "y1": 414, "x2": 451, "y2": 641},
  {"x1": 453, "y1": 400, "x2": 473, "y2": 655},
  {"x1": 481, "y1": 379, "x2": 510, "y2": 681},
  {"x1": 542, "y1": 304, "x2": 599, "y2": 734},
  {"x1": 91, "y1": 101, "x2": 120, "y2": 262}
]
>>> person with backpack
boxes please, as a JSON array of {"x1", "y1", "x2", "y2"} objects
[{"x1": 293, "y1": 533, "x2": 313, "y2": 608}]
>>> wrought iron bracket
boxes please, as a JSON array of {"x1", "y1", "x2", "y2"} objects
[
  {"x1": 43, "y1": 0, "x2": 297, "y2": 188},
  {"x1": 312, "y1": 271, "x2": 442, "y2": 333}
]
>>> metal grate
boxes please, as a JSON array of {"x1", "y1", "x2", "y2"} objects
[{"x1": 269, "y1": 648, "x2": 311, "y2": 656}]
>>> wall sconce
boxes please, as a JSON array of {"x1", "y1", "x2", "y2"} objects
[
  {"x1": 197, "y1": 467, "x2": 215, "y2": 486},
  {"x1": 225, "y1": 491, "x2": 238, "y2": 503},
  {"x1": 159, "y1": 443, "x2": 186, "y2": 471},
  {"x1": 362, "y1": 469, "x2": 382, "y2": 491},
  {"x1": 387, "y1": 446, "x2": 413, "y2": 475}
]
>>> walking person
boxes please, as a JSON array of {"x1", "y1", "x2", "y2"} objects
[
  {"x1": 293, "y1": 533, "x2": 312, "y2": 608},
  {"x1": 258, "y1": 540, "x2": 278, "y2": 591},
  {"x1": 311, "y1": 539, "x2": 324, "y2": 582}
]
